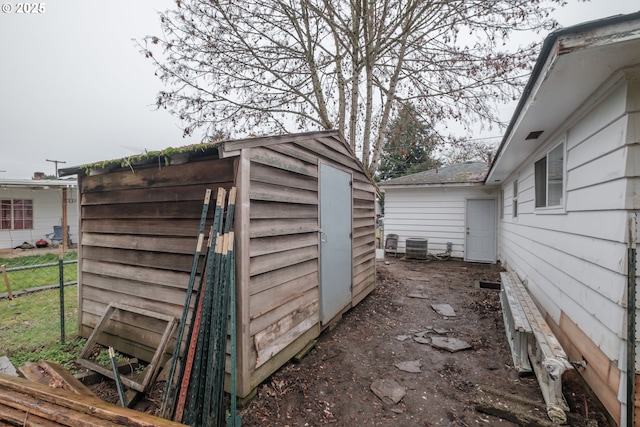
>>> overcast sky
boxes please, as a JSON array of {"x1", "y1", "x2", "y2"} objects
[{"x1": 0, "y1": 1, "x2": 638, "y2": 179}]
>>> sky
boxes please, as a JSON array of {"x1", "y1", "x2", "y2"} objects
[{"x1": 0, "y1": 1, "x2": 638, "y2": 179}]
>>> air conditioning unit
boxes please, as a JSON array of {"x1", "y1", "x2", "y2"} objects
[{"x1": 405, "y1": 238, "x2": 428, "y2": 260}]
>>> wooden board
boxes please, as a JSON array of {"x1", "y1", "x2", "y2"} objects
[
  {"x1": 77, "y1": 303, "x2": 177, "y2": 393},
  {"x1": 249, "y1": 271, "x2": 318, "y2": 319},
  {"x1": 81, "y1": 157, "x2": 235, "y2": 193},
  {"x1": 249, "y1": 259, "x2": 318, "y2": 295},
  {"x1": 0, "y1": 372, "x2": 186, "y2": 426},
  {"x1": 249, "y1": 245, "x2": 318, "y2": 277}
]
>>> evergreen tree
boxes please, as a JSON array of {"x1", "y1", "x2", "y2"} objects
[{"x1": 378, "y1": 105, "x2": 437, "y2": 181}]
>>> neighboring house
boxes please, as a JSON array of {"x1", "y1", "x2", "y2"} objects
[
  {"x1": 380, "y1": 161, "x2": 497, "y2": 261},
  {"x1": 59, "y1": 130, "x2": 377, "y2": 399},
  {"x1": 487, "y1": 12, "x2": 640, "y2": 426},
  {"x1": 381, "y1": 12, "x2": 640, "y2": 425},
  {"x1": 0, "y1": 178, "x2": 78, "y2": 249}
]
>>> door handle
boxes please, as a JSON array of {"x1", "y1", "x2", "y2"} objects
[{"x1": 318, "y1": 229, "x2": 328, "y2": 243}]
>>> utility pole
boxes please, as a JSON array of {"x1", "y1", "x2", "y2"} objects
[{"x1": 46, "y1": 159, "x2": 66, "y2": 178}]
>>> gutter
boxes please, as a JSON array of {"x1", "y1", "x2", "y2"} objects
[{"x1": 486, "y1": 11, "x2": 640, "y2": 183}]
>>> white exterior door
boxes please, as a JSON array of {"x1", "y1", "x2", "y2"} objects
[
  {"x1": 319, "y1": 163, "x2": 352, "y2": 324},
  {"x1": 465, "y1": 199, "x2": 496, "y2": 263}
]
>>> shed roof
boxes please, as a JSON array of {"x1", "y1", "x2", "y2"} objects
[{"x1": 380, "y1": 161, "x2": 489, "y2": 187}]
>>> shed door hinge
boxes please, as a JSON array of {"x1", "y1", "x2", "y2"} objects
[{"x1": 349, "y1": 232, "x2": 353, "y2": 239}]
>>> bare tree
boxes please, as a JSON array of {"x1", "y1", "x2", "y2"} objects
[{"x1": 140, "y1": 0, "x2": 565, "y2": 174}]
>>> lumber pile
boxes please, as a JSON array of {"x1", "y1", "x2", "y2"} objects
[{"x1": 0, "y1": 371, "x2": 186, "y2": 427}]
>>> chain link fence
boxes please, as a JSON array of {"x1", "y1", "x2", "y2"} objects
[{"x1": 0, "y1": 250, "x2": 78, "y2": 298}]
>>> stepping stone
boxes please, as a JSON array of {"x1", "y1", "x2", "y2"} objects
[
  {"x1": 395, "y1": 335, "x2": 410, "y2": 341},
  {"x1": 431, "y1": 303, "x2": 456, "y2": 317},
  {"x1": 370, "y1": 378, "x2": 406, "y2": 405},
  {"x1": 413, "y1": 336, "x2": 430, "y2": 345},
  {"x1": 394, "y1": 360, "x2": 422, "y2": 373},
  {"x1": 408, "y1": 293, "x2": 429, "y2": 299},
  {"x1": 430, "y1": 336, "x2": 472, "y2": 352}
]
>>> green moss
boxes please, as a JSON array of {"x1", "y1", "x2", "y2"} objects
[{"x1": 80, "y1": 142, "x2": 219, "y2": 175}]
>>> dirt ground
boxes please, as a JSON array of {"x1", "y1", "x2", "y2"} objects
[
  {"x1": 239, "y1": 257, "x2": 611, "y2": 427},
  {"x1": 81, "y1": 256, "x2": 610, "y2": 426}
]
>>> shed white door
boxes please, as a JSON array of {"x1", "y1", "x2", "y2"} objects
[
  {"x1": 465, "y1": 199, "x2": 496, "y2": 263},
  {"x1": 319, "y1": 163, "x2": 352, "y2": 324}
]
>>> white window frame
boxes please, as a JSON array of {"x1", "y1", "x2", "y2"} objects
[{"x1": 534, "y1": 138, "x2": 566, "y2": 211}]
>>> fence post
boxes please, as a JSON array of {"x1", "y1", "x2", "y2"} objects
[
  {"x1": 58, "y1": 247, "x2": 65, "y2": 344},
  {"x1": 1, "y1": 265, "x2": 12, "y2": 300}
]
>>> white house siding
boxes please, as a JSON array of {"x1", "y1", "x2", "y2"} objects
[
  {"x1": 384, "y1": 185, "x2": 498, "y2": 258},
  {"x1": 0, "y1": 186, "x2": 78, "y2": 249},
  {"x1": 499, "y1": 75, "x2": 639, "y2": 420}
]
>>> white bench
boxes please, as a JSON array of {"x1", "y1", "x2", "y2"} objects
[{"x1": 500, "y1": 271, "x2": 572, "y2": 424}]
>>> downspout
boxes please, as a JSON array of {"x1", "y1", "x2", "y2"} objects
[{"x1": 628, "y1": 212, "x2": 637, "y2": 427}]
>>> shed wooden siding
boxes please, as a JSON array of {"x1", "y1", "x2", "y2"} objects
[
  {"x1": 498, "y1": 76, "x2": 640, "y2": 422},
  {"x1": 78, "y1": 157, "x2": 237, "y2": 363},
  {"x1": 235, "y1": 134, "x2": 376, "y2": 393},
  {"x1": 383, "y1": 186, "x2": 498, "y2": 258}
]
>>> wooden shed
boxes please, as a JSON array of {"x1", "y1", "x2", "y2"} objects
[{"x1": 60, "y1": 130, "x2": 377, "y2": 398}]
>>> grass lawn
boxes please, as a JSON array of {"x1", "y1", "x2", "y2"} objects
[{"x1": 0, "y1": 285, "x2": 85, "y2": 372}]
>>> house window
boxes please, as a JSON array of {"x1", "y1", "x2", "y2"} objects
[
  {"x1": 1, "y1": 199, "x2": 33, "y2": 230},
  {"x1": 512, "y1": 179, "x2": 518, "y2": 218},
  {"x1": 535, "y1": 142, "x2": 564, "y2": 208}
]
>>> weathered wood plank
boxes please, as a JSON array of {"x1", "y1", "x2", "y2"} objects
[
  {"x1": 81, "y1": 157, "x2": 235, "y2": 193},
  {"x1": 353, "y1": 243, "x2": 375, "y2": 260},
  {"x1": 82, "y1": 233, "x2": 195, "y2": 254},
  {"x1": 249, "y1": 147, "x2": 317, "y2": 177},
  {"x1": 249, "y1": 181, "x2": 318, "y2": 205},
  {"x1": 250, "y1": 271, "x2": 317, "y2": 319},
  {"x1": 353, "y1": 233, "x2": 375, "y2": 249},
  {"x1": 0, "y1": 372, "x2": 186, "y2": 426},
  {"x1": 249, "y1": 218, "x2": 318, "y2": 238},
  {"x1": 82, "y1": 183, "x2": 227, "y2": 206},
  {"x1": 353, "y1": 226, "x2": 374, "y2": 240},
  {"x1": 354, "y1": 216, "x2": 375, "y2": 229},
  {"x1": 249, "y1": 233, "x2": 317, "y2": 258},
  {"x1": 0, "y1": 400, "x2": 62, "y2": 426},
  {"x1": 255, "y1": 310, "x2": 319, "y2": 368},
  {"x1": 82, "y1": 218, "x2": 201, "y2": 237},
  {"x1": 81, "y1": 200, "x2": 208, "y2": 220},
  {"x1": 249, "y1": 201, "x2": 318, "y2": 219},
  {"x1": 250, "y1": 288, "x2": 319, "y2": 336},
  {"x1": 269, "y1": 142, "x2": 321, "y2": 165},
  {"x1": 250, "y1": 324, "x2": 320, "y2": 388},
  {"x1": 235, "y1": 149, "x2": 253, "y2": 398},
  {"x1": 353, "y1": 269, "x2": 375, "y2": 294},
  {"x1": 82, "y1": 300, "x2": 175, "y2": 340},
  {"x1": 79, "y1": 324, "x2": 158, "y2": 365},
  {"x1": 38, "y1": 361, "x2": 97, "y2": 398},
  {"x1": 82, "y1": 259, "x2": 189, "y2": 289},
  {"x1": 83, "y1": 246, "x2": 199, "y2": 273},
  {"x1": 249, "y1": 259, "x2": 318, "y2": 296},
  {"x1": 353, "y1": 257, "x2": 375, "y2": 277},
  {"x1": 353, "y1": 282, "x2": 375, "y2": 307},
  {"x1": 250, "y1": 245, "x2": 318, "y2": 277},
  {"x1": 551, "y1": 312, "x2": 621, "y2": 422},
  {"x1": 353, "y1": 188, "x2": 374, "y2": 201},
  {"x1": 254, "y1": 300, "x2": 319, "y2": 352},
  {"x1": 250, "y1": 162, "x2": 318, "y2": 191},
  {"x1": 295, "y1": 138, "x2": 355, "y2": 171},
  {"x1": 82, "y1": 281, "x2": 187, "y2": 319},
  {"x1": 352, "y1": 178, "x2": 375, "y2": 193},
  {"x1": 82, "y1": 273, "x2": 190, "y2": 310}
]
